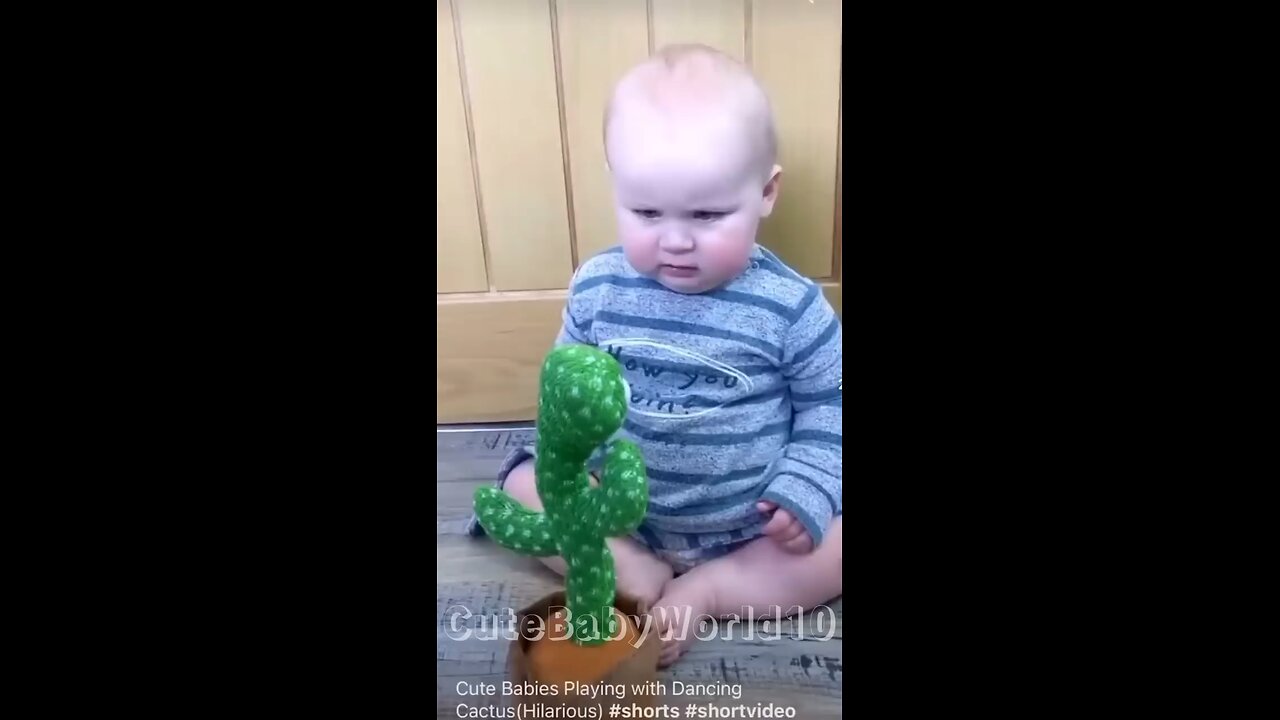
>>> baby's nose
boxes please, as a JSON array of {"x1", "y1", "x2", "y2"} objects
[{"x1": 658, "y1": 228, "x2": 694, "y2": 252}]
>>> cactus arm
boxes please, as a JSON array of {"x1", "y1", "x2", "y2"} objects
[
  {"x1": 577, "y1": 439, "x2": 649, "y2": 537},
  {"x1": 472, "y1": 487, "x2": 559, "y2": 557}
]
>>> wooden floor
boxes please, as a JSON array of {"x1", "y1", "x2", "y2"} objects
[{"x1": 437, "y1": 428, "x2": 843, "y2": 719}]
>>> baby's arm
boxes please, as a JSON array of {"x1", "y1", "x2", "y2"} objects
[
  {"x1": 553, "y1": 266, "x2": 597, "y2": 347},
  {"x1": 759, "y1": 286, "x2": 843, "y2": 548}
]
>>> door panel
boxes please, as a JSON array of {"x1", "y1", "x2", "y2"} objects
[
  {"x1": 455, "y1": 0, "x2": 574, "y2": 291},
  {"x1": 437, "y1": 0, "x2": 487, "y2": 293}
]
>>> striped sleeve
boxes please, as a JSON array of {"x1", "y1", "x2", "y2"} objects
[
  {"x1": 760, "y1": 288, "x2": 842, "y2": 546},
  {"x1": 554, "y1": 268, "x2": 596, "y2": 346}
]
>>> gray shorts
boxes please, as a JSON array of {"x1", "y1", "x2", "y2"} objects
[{"x1": 466, "y1": 445, "x2": 754, "y2": 574}]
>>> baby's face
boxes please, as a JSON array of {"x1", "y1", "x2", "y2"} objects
[{"x1": 607, "y1": 107, "x2": 778, "y2": 294}]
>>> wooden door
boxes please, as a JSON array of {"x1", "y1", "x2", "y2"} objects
[{"x1": 437, "y1": 0, "x2": 842, "y2": 424}]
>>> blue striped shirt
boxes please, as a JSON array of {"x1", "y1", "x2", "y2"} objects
[{"x1": 558, "y1": 244, "x2": 842, "y2": 550}]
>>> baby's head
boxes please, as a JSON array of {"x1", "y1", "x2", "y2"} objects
[{"x1": 604, "y1": 44, "x2": 780, "y2": 294}]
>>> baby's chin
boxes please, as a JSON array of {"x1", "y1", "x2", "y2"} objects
[{"x1": 649, "y1": 268, "x2": 729, "y2": 294}]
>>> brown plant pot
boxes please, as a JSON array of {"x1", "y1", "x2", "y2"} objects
[{"x1": 506, "y1": 591, "x2": 660, "y2": 712}]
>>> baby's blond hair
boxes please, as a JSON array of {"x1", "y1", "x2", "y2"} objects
[{"x1": 604, "y1": 43, "x2": 778, "y2": 181}]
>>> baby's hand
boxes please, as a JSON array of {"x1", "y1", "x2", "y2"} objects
[{"x1": 756, "y1": 500, "x2": 814, "y2": 554}]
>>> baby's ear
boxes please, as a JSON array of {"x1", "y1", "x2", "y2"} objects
[{"x1": 760, "y1": 164, "x2": 783, "y2": 217}]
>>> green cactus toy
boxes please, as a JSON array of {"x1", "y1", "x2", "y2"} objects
[{"x1": 473, "y1": 345, "x2": 648, "y2": 645}]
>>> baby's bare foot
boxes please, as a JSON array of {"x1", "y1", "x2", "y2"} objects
[
  {"x1": 613, "y1": 545, "x2": 673, "y2": 611},
  {"x1": 650, "y1": 574, "x2": 717, "y2": 667}
]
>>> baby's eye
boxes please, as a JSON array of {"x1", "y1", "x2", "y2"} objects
[
  {"x1": 632, "y1": 209, "x2": 661, "y2": 219},
  {"x1": 692, "y1": 210, "x2": 728, "y2": 222}
]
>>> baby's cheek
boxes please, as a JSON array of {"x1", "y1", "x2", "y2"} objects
[
  {"x1": 621, "y1": 233, "x2": 660, "y2": 273},
  {"x1": 705, "y1": 223, "x2": 756, "y2": 273}
]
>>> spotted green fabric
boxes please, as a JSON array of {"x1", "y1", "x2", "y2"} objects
[{"x1": 473, "y1": 345, "x2": 648, "y2": 645}]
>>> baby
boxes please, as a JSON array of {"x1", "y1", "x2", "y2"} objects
[{"x1": 469, "y1": 44, "x2": 841, "y2": 667}]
